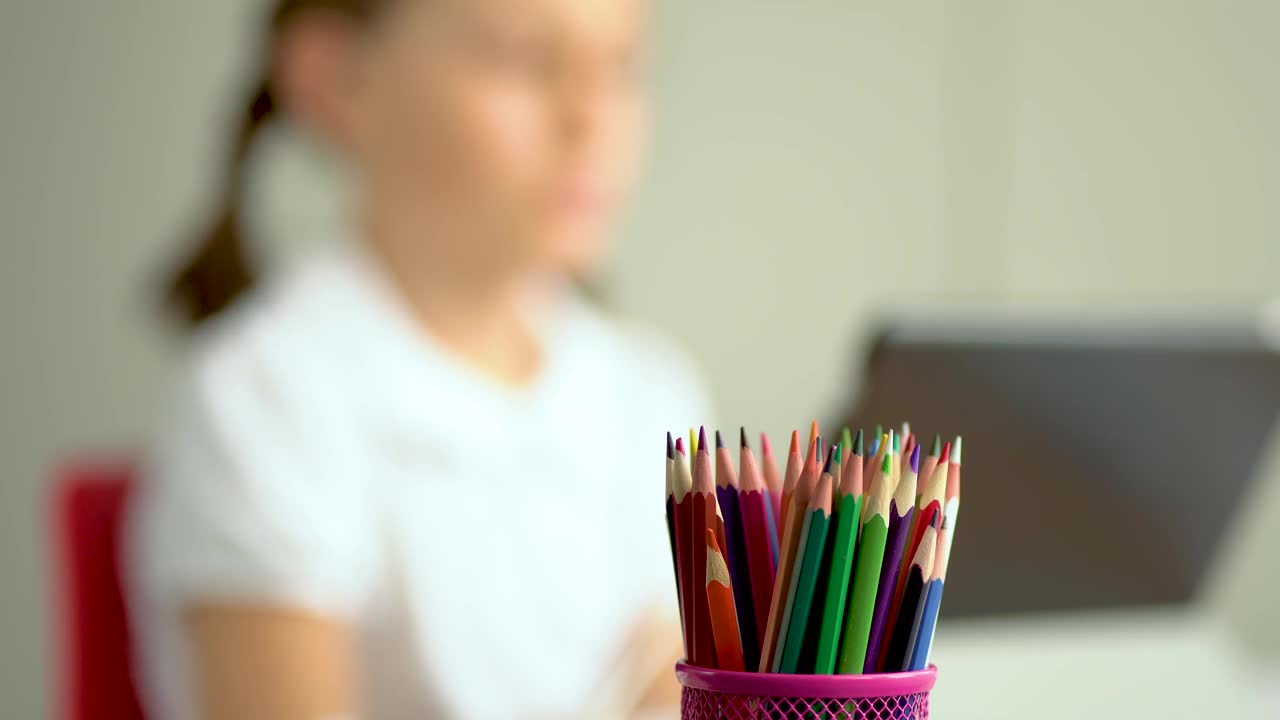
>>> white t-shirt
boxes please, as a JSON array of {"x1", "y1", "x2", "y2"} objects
[{"x1": 127, "y1": 246, "x2": 710, "y2": 720}]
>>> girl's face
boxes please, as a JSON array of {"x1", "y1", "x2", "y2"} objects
[{"x1": 349, "y1": 0, "x2": 649, "y2": 279}]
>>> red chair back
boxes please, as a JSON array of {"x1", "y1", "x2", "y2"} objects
[{"x1": 52, "y1": 461, "x2": 145, "y2": 720}]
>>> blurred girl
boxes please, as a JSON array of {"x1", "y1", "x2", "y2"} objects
[{"x1": 128, "y1": 0, "x2": 707, "y2": 718}]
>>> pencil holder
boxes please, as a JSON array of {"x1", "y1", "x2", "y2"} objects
[{"x1": 676, "y1": 663, "x2": 936, "y2": 720}]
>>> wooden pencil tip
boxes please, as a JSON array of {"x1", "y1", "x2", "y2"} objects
[
  {"x1": 809, "y1": 419, "x2": 820, "y2": 443},
  {"x1": 953, "y1": 436, "x2": 963, "y2": 464},
  {"x1": 699, "y1": 426, "x2": 709, "y2": 453},
  {"x1": 823, "y1": 443, "x2": 836, "y2": 473},
  {"x1": 675, "y1": 436, "x2": 685, "y2": 455},
  {"x1": 930, "y1": 434, "x2": 942, "y2": 457},
  {"x1": 740, "y1": 426, "x2": 749, "y2": 450},
  {"x1": 910, "y1": 443, "x2": 921, "y2": 473},
  {"x1": 939, "y1": 441, "x2": 951, "y2": 465},
  {"x1": 760, "y1": 431, "x2": 772, "y2": 456},
  {"x1": 853, "y1": 428, "x2": 864, "y2": 456},
  {"x1": 789, "y1": 430, "x2": 801, "y2": 455},
  {"x1": 715, "y1": 429, "x2": 725, "y2": 449}
]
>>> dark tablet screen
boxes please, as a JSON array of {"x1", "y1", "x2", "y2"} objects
[{"x1": 840, "y1": 318, "x2": 1280, "y2": 619}]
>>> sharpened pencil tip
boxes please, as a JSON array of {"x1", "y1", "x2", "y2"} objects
[
  {"x1": 930, "y1": 434, "x2": 942, "y2": 457},
  {"x1": 939, "y1": 441, "x2": 951, "y2": 465},
  {"x1": 880, "y1": 453, "x2": 892, "y2": 473},
  {"x1": 715, "y1": 429, "x2": 724, "y2": 449},
  {"x1": 789, "y1": 430, "x2": 800, "y2": 455},
  {"x1": 841, "y1": 427, "x2": 853, "y2": 453},
  {"x1": 833, "y1": 444, "x2": 842, "y2": 466},
  {"x1": 953, "y1": 436, "x2": 963, "y2": 464},
  {"x1": 809, "y1": 419, "x2": 820, "y2": 445},
  {"x1": 910, "y1": 443, "x2": 921, "y2": 473},
  {"x1": 740, "y1": 426, "x2": 749, "y2": 450},
  {"x1": 853, "y1": 428, "x2": 864, "y2": 456},
  {"x1": 823, "y1": 443, "x2": 836, "y2": 473},
  {"x1": 675, "y1": 436, "x2": 685, "y2": 455},
  {"x1": 760, "y1": 431, "x2": 772, "y2": 456},
  {"x1": 699, "y1": 426, "x2": 708, "y2": 454},
  {"x1": 667, "y1": 431, "x2": 674, "y2": 459}
]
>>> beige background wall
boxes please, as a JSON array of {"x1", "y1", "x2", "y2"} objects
[{"x1": 3, "y1": 0, "x2": 1277, "y2": 716}]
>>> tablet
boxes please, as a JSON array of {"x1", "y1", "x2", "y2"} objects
[{"x1": 839, "y1": 311, "x2": 1280, "y2": 618}]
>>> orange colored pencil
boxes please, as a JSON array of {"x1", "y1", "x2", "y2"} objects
[
  {"x1": 777, "y1": 431, "x2": 804, "y2": 545},
  {"x1": 758, "y1": 435, "x2": 821, "y2": 671},
  {"x1": 705, "y1": 529, "x2": 745, "y2": 672}
]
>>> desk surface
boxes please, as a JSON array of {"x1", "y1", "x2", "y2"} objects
[{"x1": 929, "y1": 608, "x2": 1269, "y2": 719}]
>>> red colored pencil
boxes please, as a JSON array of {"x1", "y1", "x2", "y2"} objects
[
  {"x1": 673, "y1": 436, "x2": 696, "y2": 662},
  {"x1": 738, "y1": 431, "x2": 776, "y2": 662}
]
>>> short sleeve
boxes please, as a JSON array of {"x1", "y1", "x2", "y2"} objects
[{"x1": 129, "y1": 333, "x2": 378, "y2": 619}]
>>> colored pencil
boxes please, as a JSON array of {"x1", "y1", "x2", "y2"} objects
[
  {"x1": 738, "y1": 430, "x2": 777, "y2": 657},
  {"x1": 673, "y1": 437, "x2": 696, "y2": 661},
  {"x1": 866, "y1": 429, "x2": 891, "y2": 489},
  {"x1": 759, "y1": 433, "x2": 819, "y2": 671},
  {"x1": 705, "y1": 529, "x2": 746, "y2": 672},
  {"x1": 836, "y1": 451, "x2": 892, "y2": 673},
  {"x1": 865, "y1": 441, "x2": 918, "y2": 673},
  {"x1": 909, "y1": 517, "x2": 951, "y2": 671},
  {"x1": 883, "y1": 512, "x2": 939, "y2": 672},
  {"x1": 919, "y1": 434, "x2": 942, "y2": 492},
  {"x1": 690, "y1": 427, "x2": 719, "y2": 667},
  {"x1": 661, "y1": 423, "x2": 963, "y2": 678},
  {"x1": 814, "y1": 430, "x2": 865, "y2": 673},
  {"x1": 900, "y1": 443, "x2": 949, "y2": 592},
  {"x1": 943, "y1": 436, "x2": 963, "y2": 566},
  {"x1": 714, "y1": 430, "x2": 759, "y2": 669},
  {"x1": 890, "y1": 431, "x2": 902, "y2": 494},
  {"x1": 907, "y1": 437, "x2": 963, "y2": 671},
  {"x1": 665, "y1": 433, "x2": 682, "y2": 628},
  {"x1": 777, "y1": 446, "x2": 835, "y2": 673},
  {"x1": 759, "y1": 432, "x2": 784, "y2": 556},
  {"x1": 778, "y1": 431, "x2": 804, "y2": 546}
]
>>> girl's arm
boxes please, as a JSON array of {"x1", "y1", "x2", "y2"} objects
[{"x1": 187, "y1": 605, "x2": 359, "y2": 720}]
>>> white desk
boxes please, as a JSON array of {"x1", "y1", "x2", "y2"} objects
[{"x1": 929, "y1": 608, "x2": 1270, "y2": 719}]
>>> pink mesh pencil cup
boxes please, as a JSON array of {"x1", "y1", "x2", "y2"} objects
[{"x1": 676, "y1": 663, "x2": 937, "y2": 720}]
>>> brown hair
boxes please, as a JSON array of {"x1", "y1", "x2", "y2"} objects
[{"x1": 165, "y1": 0, "x2": 386, "y2": 327}]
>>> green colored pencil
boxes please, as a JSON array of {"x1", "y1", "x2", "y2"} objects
[
  {"x1": 777, "y1": 449, "x2": 835, "y2": 673},
  {"x1": 814, "y1": 430, "x2": 864, "y2": 673},
  {"x1": 836, "y1": 452, "x2": 893, "y2": 674}
]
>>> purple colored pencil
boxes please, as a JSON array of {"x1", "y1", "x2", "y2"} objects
[{"x1": 863, "y1": 448, "x2": 920, "y2": 673}]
